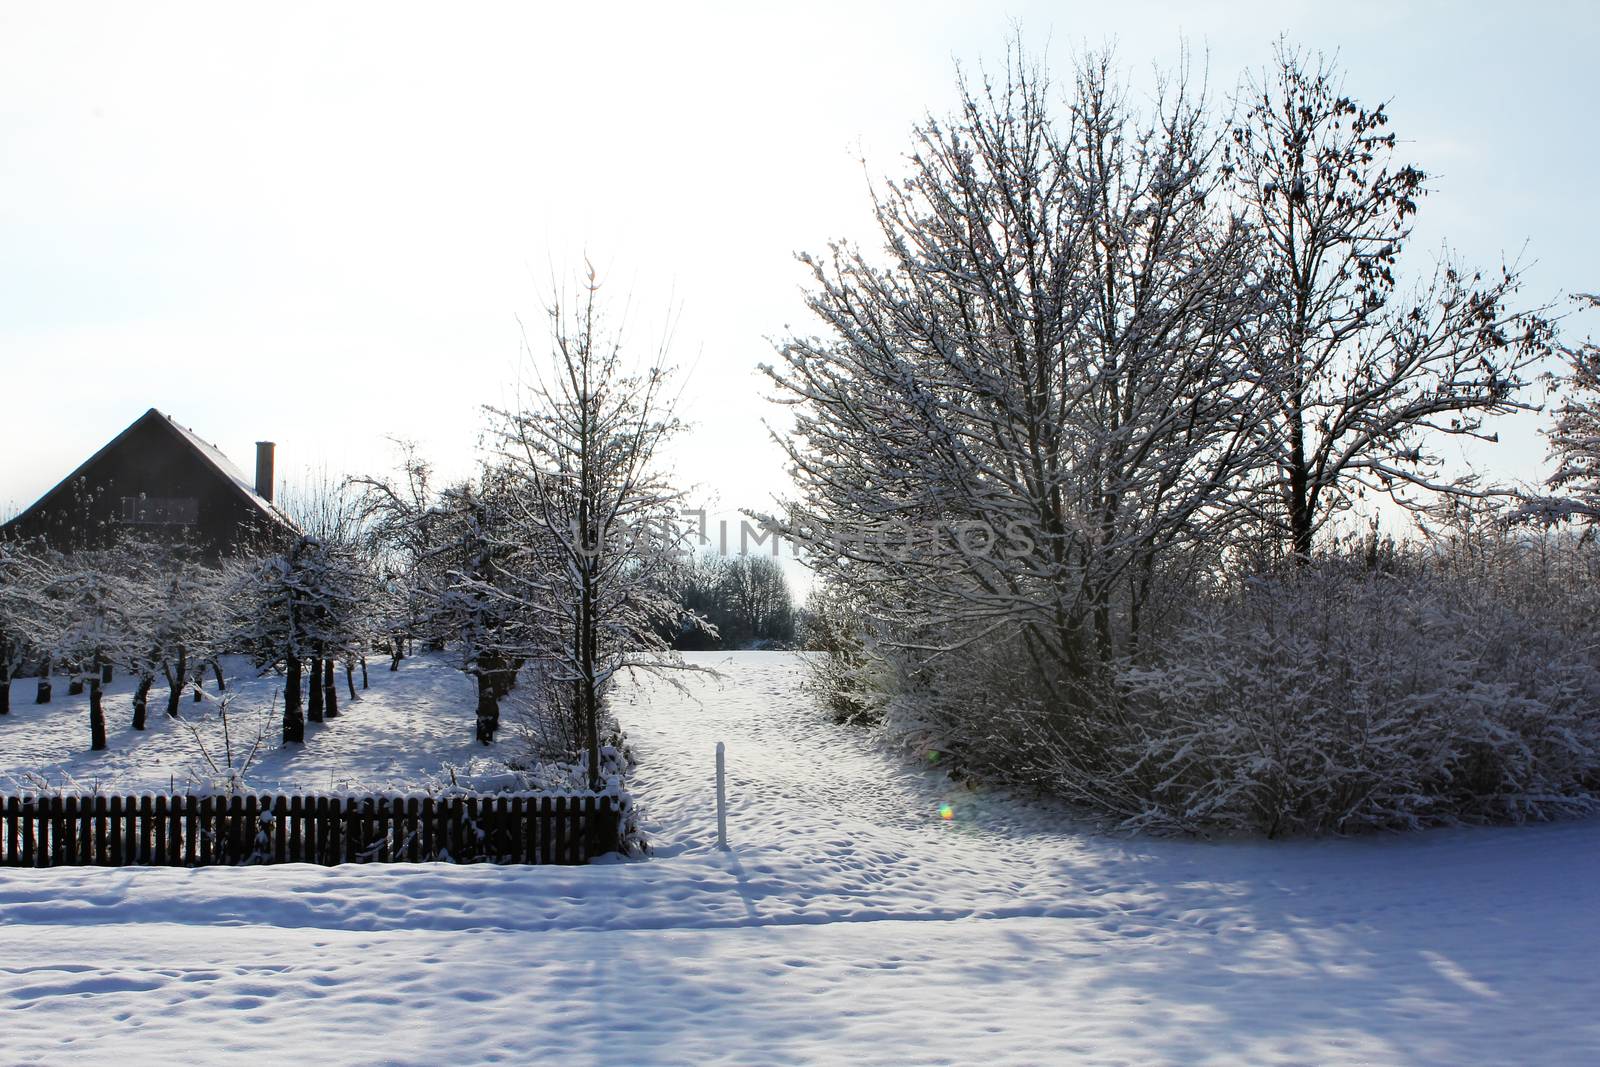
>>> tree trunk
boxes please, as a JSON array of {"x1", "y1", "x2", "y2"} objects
[
  {"x1": 35, "y1": 657, "x2": 51, "y2": 704},
  {"x1": 390, "y1": 637, "x2": 403, "y2": 671},
  {"x1": 101, "y1": 663, "x2": 114, "y2": 684},
  {"x1": 584, "y1": 678, "x2": 601, "y2": 790},
  {"x1": 307, "y1": 655, "x2": 324, "y2": 722},
  {"x1": 89, "y1": 675, "x2": 107, "y2": 751},
  {"x1": 323, "y1": 657, "x2": 339, "y2": 718},
  {"x1": 345, "y1": 659, "x2": 357, "y2": 699},
  {"x1": 1287, "y1": 400, "x2": 1314, "y2": 562},
  {"x1": 581, "y1": 551, "x2": 601, "y2": 789},
  {"x1": 132, "y1": 674, "x2": 153, "y2": 730},
  {"x1": 360, "y1": 655, "x2": 368, "y2": 690},
  {"x1": 0, "y1": 675, "x2": 9, "y2": 716},
  {"x1": 192, "y1": 671, "x2": 204, "y2": 701},
  {"x1": 165, "y1": 646, "x2": 187, "y2": 718},
  {"x1": 283, "y1": 656, "x2": 305, "y2": 743},
  {"x1": 213, "y1": 661, "x2": 226, "y2": 692},
  {"x1": 475, "y1": 671, "x2": 499, "y2": 744},
  {"x1": 68, "y1": 677, "x2": 84, "y2": 696}
]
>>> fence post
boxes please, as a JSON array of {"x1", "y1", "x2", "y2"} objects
[
  {"x1": 716, "y1": 741, "x2": 728, "y2": 851},
  {"x1": 152, "y1": 794, "x2": 167, "y2": 864},
  {"x1": 184, "y1": 796, "x2": 197, "y2": 866}
]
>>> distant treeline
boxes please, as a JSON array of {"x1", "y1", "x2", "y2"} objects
[{"x1": 663, "y1": 554, "x2": 796, "y2": 650}]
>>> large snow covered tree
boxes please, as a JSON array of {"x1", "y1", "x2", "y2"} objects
[
  {"x1": 1228, "y1": 42, "x2": 1553, "y2": 559},
  {"x1": 485, "y1": 272, "x2": 694, "y2": 786},
  {"x1": 763, "y1": 52, "x2": 1270, "y2": 695}
]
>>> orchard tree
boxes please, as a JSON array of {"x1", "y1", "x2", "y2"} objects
[
  {"x1": 98, "y1": 539, "x2": 215, "y2": 731},
  {"x1": 1228, "y1": 41, "x2": 1554, "y2": 558},
  {"x1": 417, "y1": 471, "x2": 527, "y2": 744},
  {"x1": 279, "y1": 470, "x2": 378, "y2": 712},
  {"x1": 228, "y1": 535, "x2": 345, "y2": 744},
  {"x1": 49, "y1": 555, "x2": 130, "y2": 750},
  {"x1": 145, "y1": 545, "x2": 225, "y2": 722}
]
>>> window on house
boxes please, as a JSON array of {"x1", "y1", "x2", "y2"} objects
[{"x1": 119, "y1": 496, "x2": 199, "y2": 525}]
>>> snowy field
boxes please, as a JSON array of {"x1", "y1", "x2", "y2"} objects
[{"x1": 2, "y1": 651, "x2": 1598, "y2": 1065}]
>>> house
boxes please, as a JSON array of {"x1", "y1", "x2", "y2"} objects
[{"x1": 1, "y1": 407, "x2": 296, "y2": 556}]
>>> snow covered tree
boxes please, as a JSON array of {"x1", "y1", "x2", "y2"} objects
[
  {"x1": 279, "y1": 475, "x2": 376, "y2": 718},
  {"x1": 485, "y1": 271, "x2": 695, "y2": 785},
  {"x1": 90, "y1": 539, "x2": 219, "y2": 731},
  {"x1": 1228, "y1": 41, "x2": 1554, "y2": 558},
  {"x1": 1536, "y1": 295, "x2": 1600, "y2": 526},
  {"x1": 414, "y1": 470, "x2": 527, "y2": 745},
  {"x1": 225, "y1": 534, "x2": 367, "y2": 743},
  {"x1": 0, "y1": 537, "x2": 57, "y2": 717},
  {"x1": 47, "y1": 554, "x2": 132, "y2": 750},
  {"x1": 137, "y1": 543, "x2": 226, "y2": 723},
  {"x1": 348, "y1": 440, "x2": 442, "y2": 667},
  {"x1": 764, "y1": 50, "x2": 1270, "y2": 705}
]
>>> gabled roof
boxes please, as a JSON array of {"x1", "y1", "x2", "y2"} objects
[
  {"x1": 3, "y1": 407, "x2": 295, "y2": 535},
  {"x1": 159, "y1": 411, "x2": 288, "y2": 527}
]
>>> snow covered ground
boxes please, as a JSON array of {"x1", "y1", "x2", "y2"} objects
[
  {"x1": 0, "y1": 654, "x2": 498, "y2": 794},
  {"x1": 2, "y1": 651, "x2": 1598, "y2": 1065}
]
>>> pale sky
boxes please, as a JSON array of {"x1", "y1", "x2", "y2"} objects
[{"x1": 3, "y1": 1, "x2": 1596, "y2": 544}]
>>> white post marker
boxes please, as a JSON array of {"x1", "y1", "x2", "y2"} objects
[{"x1": 715, "y1": 741, "x2": 729, "y2": 850}]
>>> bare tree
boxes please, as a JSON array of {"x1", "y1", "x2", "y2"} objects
[
  {"x1": 721, "y1": 555, "x2": 795, "y2": 646},
  {"x1": 661, "y1": 552, "x2": 794, "y2": 648},
  {"x1": 1228, "y1": 41, "x2": 1554, "y2": 558},
  {"x1": 485, "y1": 270, "x2": 696, "y2": 787}
]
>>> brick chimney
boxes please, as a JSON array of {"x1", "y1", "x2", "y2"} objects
[{"x1": 255, "y1": 442, "x2": 276, "y2": 503}]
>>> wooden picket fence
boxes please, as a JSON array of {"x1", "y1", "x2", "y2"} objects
[{"x1": 0, "y1": 792, "x2": 623, "y2": 867}]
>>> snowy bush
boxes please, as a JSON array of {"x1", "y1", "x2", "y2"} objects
[
  {"x1": 798, "y1": 579, "x2": 884, "y2": 725},
  {"x1": 871, "y1": 541, "x2": 1600, "y2": 836},
  {"x1": 1114, "y1": 562, "x2": 1600, "y2": 834},
  {"x1": 499, "y1": 661, "x2": 635, "y2": 787}
]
